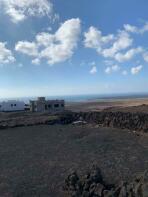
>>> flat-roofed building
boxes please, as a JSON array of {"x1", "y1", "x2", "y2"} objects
[
  {"x1": 0, "y1": 100, "x2": 25, "y2": 112},
  {"x1": 30, "y1": 97, "x2": 65, "y2": 112}
]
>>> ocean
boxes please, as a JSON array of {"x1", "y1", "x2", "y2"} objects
[{"x1": 1, "y1": 93, "x2": 148, "y2": 103}]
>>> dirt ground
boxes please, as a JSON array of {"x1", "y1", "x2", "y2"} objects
[
  {"x1": 66, "y1": 98, "x2": 148, "y2": 112},
  {"x1": 0, "y1": 125, "x2": 147, "y2": 196}
]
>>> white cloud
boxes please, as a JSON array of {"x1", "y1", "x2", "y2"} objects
[
  {"x1": 124, "y1": 24, "x2": 138, "y2": 33},
  {"x1": 105, "y1": 67, "x2": 112, "y2": 74},
  {"x1": 104, "y1": 60, "x2": 114, "y2": 66},
  {"x1": 40, "y1": 18, "x2": 81, "y2": 65},
  {"x1": 84, "y1": 26, "x2": 114, "y2": 51},
  {"x1": 0, "y1": 42, "x2": 15, "y2": 64},
  {"x1": 89, "y1": 61, "x2": 96, "y2": 66},
  {"x1": 140, "y1": 23, "x2": 148, "y2": 34},
  {"x1": 84, "y1": 23, "x2": 148, "y2": 65},
  {"x1": 124, "y1": 22, "x2": 148, "y2": 34},
  {"x1": 105, "y1": 64, "x2": 120, "y2": 74},
  {"x1": 47, "y1": 27, "x2": 52, "y2": 32},
  {"x1": 32, "y1": 58, "x2": 40, "y2": 65},
  {"x1": 131, "y1": 65, "x2": 143, "y2": 75},
  {"x1": 122, "y1": 70, "x2": 128, "y2": 75},
  {"x1": 15, "y1": 41, "x2": 38, "y2": 56},
  {"x1": 36, "y1": 32, "x2": 54, "y2": 47},
  {"x1": 143, "y1": 52, "x2": 148, "y2": 62},
  {"x1": 114, "y1": 47, "x2": 143, "y2": 62},
  {"x1": 112, "y1": 64, "x2": 120, "y2": 71},
  {"x1": 15, "y1": 18, "x2": 81, "y2": 65},
  {"x1": 84, "y1": 27, "x2": 133, "y2": 62},
  {"x1": 90, "y1": 66, "x2": 97, "y2": 74},
  {"x1": 0, "y1": 0, "x2": 54, "y2": 23},
  {"x1": 101, "y1": 31, "x2": 133, "y2": 58}
]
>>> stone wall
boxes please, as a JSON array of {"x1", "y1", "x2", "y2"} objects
[{"x1": 59, "y1": 111, "x2": 148, "y2": 132}]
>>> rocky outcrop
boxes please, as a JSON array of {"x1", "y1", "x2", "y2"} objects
[
  {"x1": 61, "y1": 112, "x2": 148, "y2": 132},
  {"x1": 0, "y1": 111, "x2": 148, "y2": 132},
  {"x1": 64, "y1": 165, "x2": 148, "y2": 197}
]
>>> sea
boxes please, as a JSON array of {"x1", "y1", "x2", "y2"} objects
[{"x1": 1, "y1": 93, "x2": 148, "y2": 104}]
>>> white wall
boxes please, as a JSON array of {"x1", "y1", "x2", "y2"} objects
[{"x1": 0, "y1": 101, "x2": 25, "y2": 112}]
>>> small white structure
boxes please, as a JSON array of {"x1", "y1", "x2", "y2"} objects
[{"x1": 0, "y1": 100, "x2": 25, "y2": 112}]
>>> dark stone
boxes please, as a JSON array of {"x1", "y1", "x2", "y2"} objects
[{"x1": 64, "y1": 166, "x2": 148, "y2": 197}]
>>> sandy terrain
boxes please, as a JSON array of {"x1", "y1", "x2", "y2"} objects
[
  {"x1": 0, "y1": 125, "x2": 147, "y2": 196},
  {"x1": 66, "y1": 98, "x2": 148, "y2": 112}
]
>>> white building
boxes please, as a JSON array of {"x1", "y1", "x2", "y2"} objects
[
  {"x1": 30, "y1": 97, "x2": 65, "y2": 113},
  {"x1": 0, "y1": 100, "x2": 25, "y2": 112}
]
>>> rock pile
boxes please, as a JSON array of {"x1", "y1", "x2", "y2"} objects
[{"x1": 64, "y1": 165, "x2": 148, "y2": 197}]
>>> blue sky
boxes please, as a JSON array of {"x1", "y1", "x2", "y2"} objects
[{"x1": 0, "y1": 0, "x2": 148, "y2": 98}]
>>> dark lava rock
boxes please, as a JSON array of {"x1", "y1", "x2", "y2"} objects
[
  {"x1": 1, "y1": 110, "x2": 148, "y2": 132},
  {"x1": 89, "y1": 165, "x2": 103, "y2": 184},
  {"x1": 64, "y1": 166, "x2": 148, "y2": 197},
  {"x1": 69, "y1": 111, "x2": 148, "y2": 132}
]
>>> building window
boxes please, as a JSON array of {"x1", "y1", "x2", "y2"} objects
[
  {"x1": 48, "y1": 104, "x2": 52, "y2": 108},
  {"x1": 11, "y1": 104, "x2": 13, "y2": 107},
  {"x1": 0, "y1": 105, "x2": 1, "y2": 108},
  {"x1": 45, "y1": 105, "x2": 48, "y2": 110},
  {"x1": 61, "y1": 104, "x2": 64, "y2": 107},
  {"x1": 54, "y1": 104, "x2": 59, "y2": 108},
  {"x1": 14, "y1": 104, "x2": 16, "y2": 106}
]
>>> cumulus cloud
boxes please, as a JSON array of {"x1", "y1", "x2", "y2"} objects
[
  {"x1": 140, "y1": 23, "x2": 148, "y2": 34},
  {"x1": 84, "y1": 26, "x2": 114, "y2": 52},
  {"x1": 123, "y1": 24, "x2": 138, "y2": 33},
  {"x1": 15, "y1": 41, "x2": 38, "y2": 57},
  {"x1": 104, "y1": 60, "x2": 114, "y2": 66},
  {"x1": 105, "y1": 64, "x2": 120, "y2": 74},
  {"x1": 124, "y1": 23, "x2": 148, "y2": 34},
  {"x1": 131, "y1": 65, "x2": 143, "y2": 75},
  {"x1": 114, "y1": 47, "x2": 143, "y2": 62},
  {"x1": 84, "y1": 27, "x2": 134, "y2": 62},
  {"x1": 101, "y1": 31, "x2": 133, "y2": 58},
  {"x1": 112, "y1": 64, "x2": 120, "y2": 71},
  {"x1": 15, "y1": 18, "x2": 81, "y2": 65},
  {"x1": 32, "y1": 58, "x2": 40, "y2": 65},
  {"x1": 0, "y1": 0, "x2": 54, "y2": 23},
  {"x1": 143, "y1": 52, "x2": 148, "y2": 62},
  {"x1": 105, "y1": 67, "x2": 112, "y2": 74},
  {"x1": 122, "y1": 70, "x2": 128, "y2": 75},
  {"x1": 0, "y1": 42, "x2": 15, "y2": 64},
  {"x1": 90, "y1": 66, "x2": 97, "y2": 74},
  {"x1": 36, "y1": 32, "x2": 54, "y2": 47},
  {"x1": 84, "y1": 22, "x2": 148, "y2": 67}
]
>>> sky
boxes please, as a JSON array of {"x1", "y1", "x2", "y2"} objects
[{"x1": 0, "y1": 0, "x2": 148, "y2": 98}]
